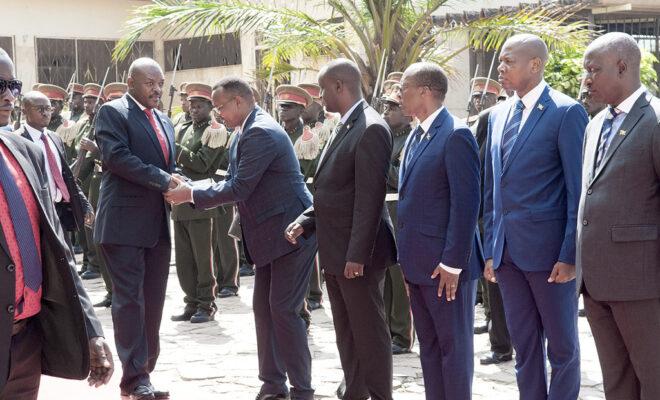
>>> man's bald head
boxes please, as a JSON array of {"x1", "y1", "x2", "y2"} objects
[
  {"x1": 585, "y1": 32, "x2": 641, "y2": 74},
  {"x1": 127, "y1": 57, "x2": 164, "y2": 109},
  {"x1": 317, "y1": 58, "x2": 364, "y2": 114},
  {"x1": 583, "y1": 32, "x2": 642, "y2": 106},
  {"x1": 0, "y1": 48, "x2": 17, "y2": 127},
  {"x1": 502, "y1": 34, "x2": 549, "y2": 64},
  {"x1": 0, "y1": 48, "x2": 13, "y2": 75},
  {"x1": 497, "y1": 34, "x2": 548, "y2": 96},
  {"x1": 21, "y1": 90, "x2": 50, "y2": 108}
]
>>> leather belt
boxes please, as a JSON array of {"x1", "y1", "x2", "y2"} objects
[{"x1": 11, "y1": 318, "x2": 28, "y2": 336}]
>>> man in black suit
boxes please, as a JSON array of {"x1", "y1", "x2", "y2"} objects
[
  {"x1": 94, "y1": 58, "x2": 176, "y2": 400},
  {"x1": 16, "y1": 91, "x2": 94, "y2": 238},
  {"x1": 0, "y1": 47, "x2": 113, "y2": 400},
  {"x1": 286, "y1": 59, "x2": 397, "y2": 400}
]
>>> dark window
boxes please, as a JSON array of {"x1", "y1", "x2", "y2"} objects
[
  {"x1": 36, "y1": 38, "x2": 76, "y2": 88},
  {"x1": 36, "y1": 38, "x2": 154, "y2": 87},
  {"x1": 469, "y1": 48, "x2": 498, "y2": 81},
  {"x1": 0, "y1": 37, "x2": 13, "y2": 60},
  {"x1": 164, "y1": 33, "x2": 242, "y2": 71}
]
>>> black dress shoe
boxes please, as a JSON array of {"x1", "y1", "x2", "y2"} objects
[
  {"x1": 217, "y1": 287, "x2": 238, "y2": 298},
  {"x1": 81, "y1": 270, "x2": 101, "y2": 280},
  {"x1": 147, "y1": 384, "x2": 170, "y2": 399},
  {"x1": 190, "y1": 307, "x2": 216, "y2": 323},
  {"x1": 94, "y1": 297, "x2": 112, "y2": 308},
  {"x1": 392, "y1": 342, "x2": 411, "y2": 355},
  {"x1": 129, "y1": 385, "x2": 155, "y2": 400},
  {"x1": 255, "y1": 390, "x2": 289, "y2": 400},
  {"x1": 307, "y1": 299, "x2": 322, "y2": 310},
  {"x1": 239, "y1": 264, "x2": 255, "y2": 277},
  {"x1": 474, "y1": 324, "x2": 489, "y2": 335},
  {"x1": 171, "y1": 307, "x2": 196, "y2": 322},
  {"x1": 336, "y1": 379, "x2": 345, "y2": 399},
  {"x1": 480, "y1": 352, "x2": 513, "y2": 365}
]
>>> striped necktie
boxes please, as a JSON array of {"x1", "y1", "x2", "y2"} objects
[
  {"x1": 404, "y1": 126, "x2": 425, "y2": 168},
  {"x1": 501, "y1": 100, "x2": 525, "y2": 167},
  {"x1": 595, "y1": 107, "x2": 620, "y2": 169},
  {"x1": 0, "y1": 152, "x2": 42, "y2": 290}
]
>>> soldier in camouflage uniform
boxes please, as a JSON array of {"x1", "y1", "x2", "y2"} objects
[
  {"x1": 381, "y1": 80, "x2": 415, "y2": 355},
  {"x1": 170, "y1": 83, "x2": 228, "y2": 323}
]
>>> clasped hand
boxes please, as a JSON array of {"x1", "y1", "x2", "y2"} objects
[{"x1": 163, "y1": 174, "x2": 193, "y2": 205}]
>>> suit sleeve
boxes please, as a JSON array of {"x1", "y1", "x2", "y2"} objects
[
  {"x1": 442, "y1": 129, "x2": 481, "y2": 269},
  {"x1": 482, "y1": 114, "x2": 495, "y2": 260},
  {"x1": 346, "y1": 124, "x2": 392, "y2": 265},
  {"x1": 557, "y1": 103, "x2": 588, "y2": 265},
  {"x1": 295, "y1": 205, "x2": 316, "y2": 238},
  {"x1": 653, "y1": 118, "x2": 660, "y2": 179},
  {"x1": 30, "y1": 143, "x2": 103, "y2": 338},
  {"x1": 192, "y1": 128, "x2": 278, "y2": 209},
  {"x1": 94, "y1": 105, "x2": 171, "y2": 192}
]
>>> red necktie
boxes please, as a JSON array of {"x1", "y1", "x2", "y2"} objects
[
  {"x1": 40, "y1": 133, "x2": 70, "y2": 202},
  {"x1": 144, "y1": 109, "x2": 170, "y2": 164}
]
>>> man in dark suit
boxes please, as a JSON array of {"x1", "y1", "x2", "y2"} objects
[
  {"x1": 286, "y1": 59, "x2": 397, "y2": 400},
  {"x1": 472, "y1": 106, "x2": 513, "y2": 365},
  {"x1": 94, "y1": 57, "x2": 175, "y2": 400},
  {"x1": 579, "y1": 32, "x2": 660, "y2": 399},
  {"x1": 0, "y1": 48, "x2": 113, "y2": 399},
  {"x1": 397, "y1": 62, "x2": 482, "y2": 399},
  {"x1": 483, "y1": 34, "x2": 588, "y2": 400},
  {"x1": 165, "y1": 77, "x2": 317, "y2": 400},
  {"x1": 16, "y1": 91, "x2": 94, "y2": 239}
]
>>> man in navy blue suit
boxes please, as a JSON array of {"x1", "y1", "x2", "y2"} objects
[
  {"x1": 483, "y1": 34, "x2": 588, "y2": 400},
  {"x1": 95, "y1": 58, "x2": 176, "y2": 400},
  {"x1": 397, "y1": 62, "x2": 482, "y2": 399},
  {"x1": 165, "y1": 77, "x2": 317, "y2": 400}
]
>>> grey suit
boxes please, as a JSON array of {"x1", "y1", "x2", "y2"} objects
[{"x1": 577, "y1": 91, "x2": 660, "y2": 399}]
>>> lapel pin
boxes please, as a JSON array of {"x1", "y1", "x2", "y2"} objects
[
  {"x1": 618, "y1": 130, "x2": 626, "y2": 136},
  {"x1": 537, "y1": 104, "x2": 544, "y2": 111}
]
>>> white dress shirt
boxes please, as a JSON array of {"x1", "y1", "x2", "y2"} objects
[
  {"x1": 25, "y1": 123, "x2": 63, "y2": 203},
  {"x1": 511, "y1": 80, "x2": 547, "y2": 132}
]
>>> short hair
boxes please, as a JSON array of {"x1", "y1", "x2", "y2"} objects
[
  {"x1": 213, "y1": 77, "x2": 254, "y2": 101},
  {"x1": 127, "y1": 57, "x2": 162, "y2": 78},
  {"x1": 21, "y1": 91, "x2": 49, "y2": 107},
  {"x1": 403, "y1": 62, "x2": 448, "y2": 99},
  {"x1": 587, "y1": 32, "x2": 641, "y2": 71},
  {"x1": 320, "y1": 58, "x2": 362, "y2": 95}
]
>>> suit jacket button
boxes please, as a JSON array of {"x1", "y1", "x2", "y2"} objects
[
  {"x1": 6, "y1": 305, "x2": 14, "y2": 314},
  {"x1": 6, "y1": 264, "x2": 15, "y2": 272},
  {"x1": 582, "y1": 219, "x2": 588, "y2": 226},
  {"x1": 587, "y1": 189, "x2": 593, "y2": 195}
]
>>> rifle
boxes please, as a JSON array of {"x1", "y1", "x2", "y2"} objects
[
  {"x1": 465, "y1": 63, "x2": 479, "y2": 120},
  {"x1": 65, "y1": 71, "x2": 77, "y2": 118},
  {"x1": 479, "y1": 52, "x2": 498, "y2": 105},
  {"x1": 72, "y1": 66, "x2": 110, "y2": 178},
  {"x1": 167, "y1": 43, "x2": 182, "y2": 118}
]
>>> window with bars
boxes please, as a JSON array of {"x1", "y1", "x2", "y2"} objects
[
  {"x1": 35, "y1": 38, "x2": 154, "y2": 87},
  {"x1": 164, "y1": 33, "x2": 241, "y2": 72}
]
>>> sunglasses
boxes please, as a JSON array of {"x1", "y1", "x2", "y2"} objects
[{"x1": 0, "y1": 79, "x2": 22, "y2": 97}]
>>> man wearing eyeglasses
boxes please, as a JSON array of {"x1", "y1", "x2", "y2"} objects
[{"x1": 15, "y1": 91, "x2": 94, "y2": 250}]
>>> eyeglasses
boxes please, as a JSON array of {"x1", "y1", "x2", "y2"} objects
[
  {"x1": 0, "y1": 79, "x2": 22, "y2": 97},
  {"x1": 29, "y1": 105, "x2": 54, "y2": 114},
  {"x1": 214, "y1": 97, "x2": 236, "y2": 113}
]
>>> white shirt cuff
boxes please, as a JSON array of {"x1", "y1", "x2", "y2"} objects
[
  {"x1": 440, "y1": 264, "x2": 462, "y2": 275},
  {"x1": 188, "y1": 186, "x2": 195, "y2": 204}
]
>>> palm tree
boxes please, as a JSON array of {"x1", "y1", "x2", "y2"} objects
[{"x1": 114, "y1": 0, "x2": 591, "y2": 99}]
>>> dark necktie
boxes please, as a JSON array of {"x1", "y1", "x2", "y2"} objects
[
  {"x1": 319, "y1": 122, "x2": 344, "y2": 165},
  {"x1": 0, "y1": 152, "x2": 42, "y2": 291},
  {"x1": 40, "y1": 133, "x2": 70, "y2": 202},
  {"x1": 595, "y1": 107, "x2": 620, "y2": 169},
  {"x1": 501, "y1": 100, "x2": 525, "y2": 167},
  {"x1": 404, "y1": 126, "x2": 425, "y2": 168},
  {"x1": 145, "y1": 109, "x2": 170, "y2": 164}
]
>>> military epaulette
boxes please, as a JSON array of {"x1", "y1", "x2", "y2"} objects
[
  {"x1": 56, "y1": 118, "x2": 80, "y2": 145},
  {"x1": 294, "y1": 125, "x2": 321, "y2": 160},
  {"x1": 323, "y1": 112, "x2": 340, "y2": 132},
  {"x1": 314, "y1": 121, "x2": 331, "y2": 145},
  {"x1": 201, "y1": 119, "x2": 229, "y2": 149}
]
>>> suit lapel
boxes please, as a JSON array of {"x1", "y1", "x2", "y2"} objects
[
  {"x1": 590, "y1": 93, "x2": 648, "y2": 186},
  {"x1": 502, "y1": 87, "x2": 550, "y2": 175},
  {"x1": 315, "y1": 102, "x2": 366, "y2": 177},
  {"x1": 401, "y1": 108, "x2": 449, "y2": 188},
  {"x1": 127, "y1": 95, "x2": 168, "y2": 166}
]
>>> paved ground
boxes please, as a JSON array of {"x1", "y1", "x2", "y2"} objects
[{"x1": 40, "y1": 256, "x2": 605, "y2": 399}]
